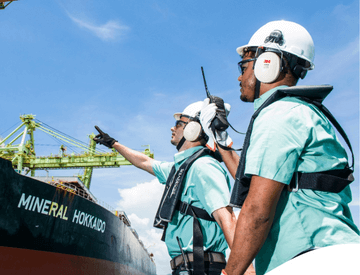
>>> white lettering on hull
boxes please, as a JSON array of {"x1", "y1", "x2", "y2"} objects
[
  {"x1": 72, "y1": 209, "x2": 106, "y2": 233},
  {"x1": 18, "y1": 193, "x2": 105, "y2": 233}
]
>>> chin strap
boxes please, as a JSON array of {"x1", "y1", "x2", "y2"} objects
[
  {"x1": 176, "y1": 137, "x2": 186, "y2": 151},
  {"x1": 254, "y1": 79, "x2": 261, "y2": 100}
]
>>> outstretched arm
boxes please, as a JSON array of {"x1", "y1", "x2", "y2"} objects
[
  {"x1": 112, "y1": 142, "x2": 155, "y2": 175},
  {"x1": 93, "y1": 126, "x2": 155, "y2": 175}
]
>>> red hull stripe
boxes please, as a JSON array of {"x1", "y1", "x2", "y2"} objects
[{"x1": 0, "y1": 246, "x2": 149, "y2": 275}]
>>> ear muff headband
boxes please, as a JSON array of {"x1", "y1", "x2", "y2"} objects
[
  {"x1": 254, "y1": 51, "x2": 282, "y2": 83},
  {"x1": 282, "y1": 51, "x2": 309, "y2": 79}
]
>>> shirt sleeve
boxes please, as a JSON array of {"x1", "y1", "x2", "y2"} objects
[
  {"x1": 245, "y1": 100, "x2": 310, "y2": 185},
  {"x1": 191, "y1": 157, "x2": 231, "y2": 215},
  {"x1": 152, "y1": 160, "x2": 174, "y2": 185}
]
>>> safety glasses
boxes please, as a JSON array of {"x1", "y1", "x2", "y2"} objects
[
  {"x1": 238, "y1": 58, "x2": 256, "y2": 75},
  {"x1": 175, "y1": 120, "x2": 188, "y2": 128}
]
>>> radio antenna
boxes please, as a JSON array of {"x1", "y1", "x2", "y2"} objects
[{"x1": 201, "y1": 66, "x2": 211, "y2": 98}]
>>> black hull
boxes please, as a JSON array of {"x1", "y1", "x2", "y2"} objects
[{"x1": 0, "y1": 157, "x2": 156, "y2": 275}]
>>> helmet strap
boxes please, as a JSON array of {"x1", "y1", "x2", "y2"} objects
[
  {"x1": 254, "y1": 79, "x2": 261, "y2": 100},
  {"x1": 176, "y1": 137, "x2": 186, "y2": 151}
]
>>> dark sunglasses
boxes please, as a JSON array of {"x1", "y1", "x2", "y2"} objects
[
  {"x1": 238, "y1": 58, "x2": 256, "y2": 75},
  {"x1": 175, "y1": 120, "x2": 188, "y2": 128}
]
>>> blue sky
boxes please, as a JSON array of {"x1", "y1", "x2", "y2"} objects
[{"x1": 1, "y1": 1, "x2": 359, "y2": 274}]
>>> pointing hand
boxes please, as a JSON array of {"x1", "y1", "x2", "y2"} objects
[{"x1": 93, "y1": 126, "x2": 117, "y2": 148}]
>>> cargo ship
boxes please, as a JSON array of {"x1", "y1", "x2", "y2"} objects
[{"x1": 0, "y1": 115, "x2": 156, "y2": 275}]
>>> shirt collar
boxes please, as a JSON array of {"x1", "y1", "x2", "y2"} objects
[
  {"x1": 174, "y1": 146, "x2": 203, "y2": 165},
  {"x1": 254, "y1": 85, "x2": 288, "y2": 111}
]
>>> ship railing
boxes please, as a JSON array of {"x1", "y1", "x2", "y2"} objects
[
  {"x1": 50, "y1": 180, "x2": 117, "y2": 213},
  {"x1": 44, "y1": 180, "x2": 134, "y2": 223},
  {"x1": 96, "y1": 199, "x2": 116, "y2": 212},
  {"x1": 43, "y1": 178, "x2": 156, "y2": 259},
  {"x1": 45, "y1": 179, "x2": 95, "y2": 202},
  {"x1": 131, "y1": 228, "x2": 139, "y2": 239},
  {"x1": 114, "y1": 210, "x2": 131, "y2": 227},
  {"x1": 43, "y1": 179, "x2": 131, "y2": 222}
]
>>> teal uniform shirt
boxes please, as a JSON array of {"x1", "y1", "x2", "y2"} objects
[
  {"x1": 152, "y1": 146, "x2": 231, "y2": 258},
  {"x1": 244, "y1": 86, "x2": 360, "y2": 275}
]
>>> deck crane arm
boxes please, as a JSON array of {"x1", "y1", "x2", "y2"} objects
[
  {"x1": 0, "y1": 115, "x2": 154, "y2": 189},
  {"x1": 0, "y1": 0, "x2": 17, "y2": 10}
]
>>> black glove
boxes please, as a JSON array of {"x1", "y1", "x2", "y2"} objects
[{"x1": 93, "y1": 126, "x2": 117, "y2": 148}]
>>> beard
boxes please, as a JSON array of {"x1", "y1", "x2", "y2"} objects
[
  {"x1": 239, "y1": 76, "x2": 256, "y2": 102},
  {"x1": 240, "y1": 93, "x2": 250, "y2": 102}
]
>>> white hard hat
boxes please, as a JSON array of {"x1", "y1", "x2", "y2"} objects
[
  {"x1": 237, "y1": 20, "x2": 315, "y2": 70},
  {"x1": 174, "y1": 101, "x2": 203, "y2": 120}
]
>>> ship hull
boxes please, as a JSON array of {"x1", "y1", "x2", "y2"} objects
[
  {"x1": 0, "y1": 246, "x2": 151, "y2": 275},
  {"x1": 0, "y1": 158, "x2": 156, "y2": 275}
]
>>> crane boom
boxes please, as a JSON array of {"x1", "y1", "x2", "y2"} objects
[
  {"x1": 0, "y1": 0, "x2": 17, "y2": 10},
  {"x1": 0, "y1": 114, "x2": 154, "y2": 188}
]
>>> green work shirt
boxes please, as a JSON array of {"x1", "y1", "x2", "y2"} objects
[
  {"x1": 245, "y1": 86, "x2": 360, "y2": 275},
  {"x1": 152, "y1": 146, "x2": 231, "y2": 258}
]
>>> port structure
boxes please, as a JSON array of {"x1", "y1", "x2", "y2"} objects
[
  {"x1": 0, "y1": 114, "x2": 154, "y2": 189},
  {"x1": 0, "y1": 0, "x2": 17, "y2": 10}
]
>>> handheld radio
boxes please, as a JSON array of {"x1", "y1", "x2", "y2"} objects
[
  {"x1": 201, "y1": 67, "x2": 229, "y2": 132},
  {"x1": 176, "y1": 237, "x2": 192, "y2": 275}
]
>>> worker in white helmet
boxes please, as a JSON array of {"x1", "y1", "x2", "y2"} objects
[
  {"x1": 200, "y1": 20, "x2": 360, "y2": 275},
  {"x1": 94, "y1": 101, "x2": 255, "y2": 275}
]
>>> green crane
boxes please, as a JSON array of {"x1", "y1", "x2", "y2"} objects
[
  {"x1": 0, "y1": 0, "x2": 17, "y2": 10},
  {"x1": 0, "y1": 114, "x2": 154, "y2": 189}
]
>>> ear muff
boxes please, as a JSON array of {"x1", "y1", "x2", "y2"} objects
[
  {"x1": 183, "y1": 121, "x2": 203, "y2": 142},
  {"x1": 254, "y1": 51, "x2": 282, "y2": 83}
]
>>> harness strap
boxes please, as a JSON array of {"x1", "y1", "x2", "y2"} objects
[
  {"x1": 161, "y1": 201, "x2": 215, "y2": 253},
  {"x1": 230, "y1": 85, "x2": 355, "y2": 208},
  {"x1": 254, "y1": 79, "x2": 261, "y2": 100},
  {"x1": 297, "y1": 96, "x2": 354, "y2": 168},
  {"x1": 170, "y1": 252, "x2": 226, "y2": 270},
  {"x1": 175, "y1": 201, "x2": 216, "y2": 275},
  {"x1": 192, "y1": 207, "x2": 204, "y2": 275},
  {"x1": 153, "y1": 148, "x2": 218, "y2": 274},
  {"x1": 289, "y1": 169, "x2": 354, "y2": 193},
  {"x1": 176, "y1": 137, "x2": 186, "y2": 151},
  {"x1": 154, "y1": 148, "x2": 210, "y2": 229},
  {"x1": 154, "y1": 165, "x2": 177, "y2": 232},
  {"x1": 175, "y1": 201, "x2": 215, "y2": 222}
]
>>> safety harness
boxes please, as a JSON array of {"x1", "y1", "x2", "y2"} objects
[
  {"x1": 230, "y1": 85, "x2": 355, "y2": 208},
  {"x1": 153, "y1": 147, "x2": 218, "y2": 275}
]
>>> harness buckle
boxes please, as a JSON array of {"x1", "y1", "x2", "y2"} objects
[
  {"x1": 179, "y1": 202, "x2": 190, "y2": 215},
  {"x1": 288, "y1": 172, "x2": 299, "y2": 192}
]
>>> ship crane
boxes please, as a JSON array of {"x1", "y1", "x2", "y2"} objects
[
  {"x1": 0, "y1": 0, "x2": 17, "y2": 10},
  {"x1": 0, "y1": 114, "x2": 154, "y2": 189}
]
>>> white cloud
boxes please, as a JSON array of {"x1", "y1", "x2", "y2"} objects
[
  {"x1": 332, "y1": 2, "x2": 359, "y2": 25},
  {"x1": 67, "y1": 12, "x2": 129, "y2": 41},
  {"x1": 117, "y1": 179, "x2": 172, "y2": 275},
  {"x1": 128, "y1": 213, "x2": 149, "y2": 226},
  {"x1": 308, "y1": 37, "x2": 359, "y2": 84},
  {"x1": 117, "y1": 178, "x2": 164, "y2": 217}
]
